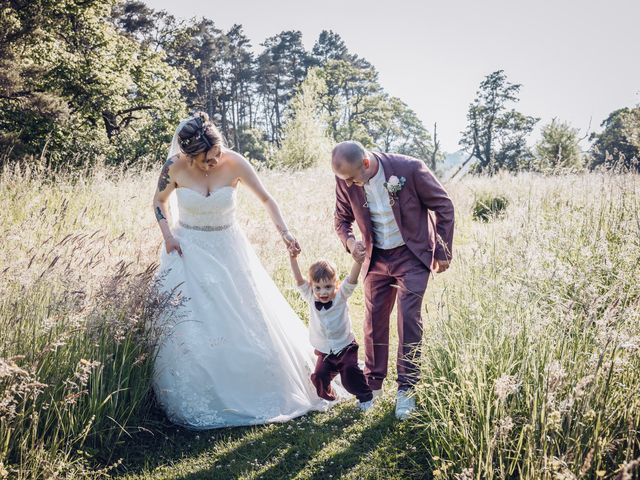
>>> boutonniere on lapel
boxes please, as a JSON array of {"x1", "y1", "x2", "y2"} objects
[{"x1": 383, "y1": 175, "x2": 406, "y2": 206}]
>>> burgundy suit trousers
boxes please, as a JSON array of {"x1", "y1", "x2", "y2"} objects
[
  {"x1": 311, "y1": 341, "x2": 373, "y2": 403},
  {"x1": 364, "y1": 245, "x2": 430, "y2": 391}
]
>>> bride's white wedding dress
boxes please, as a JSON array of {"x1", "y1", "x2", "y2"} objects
[{"x1": 153, "y1": 185, "x2": 343, "y2": 429}]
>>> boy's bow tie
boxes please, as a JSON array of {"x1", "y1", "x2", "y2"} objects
[{"x1": 315, "y1": 300, "x2": 333, "y2": 311}]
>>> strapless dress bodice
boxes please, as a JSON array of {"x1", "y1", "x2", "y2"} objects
[{"x1": 175, "y1": 186, "x2": 236, "y2": 229}]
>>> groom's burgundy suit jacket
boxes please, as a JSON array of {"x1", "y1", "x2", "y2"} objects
[{"x1": 334, "y1": 151, "x2": 455, "y2": 276}]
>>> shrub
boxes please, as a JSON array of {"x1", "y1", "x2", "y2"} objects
[{"x1": 472, "y1": 193, "x2": 509, "y2": 221}]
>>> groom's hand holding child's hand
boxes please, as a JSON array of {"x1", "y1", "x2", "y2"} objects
[{"x1": 346, "y1": 237, "x2": 366, "y2": 264}]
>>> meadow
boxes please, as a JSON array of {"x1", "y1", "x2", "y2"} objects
[{"x1": 0, "y1": 160, "x2": 638, "y2": 479}]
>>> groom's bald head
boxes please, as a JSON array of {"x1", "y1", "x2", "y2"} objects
[
  {"x1": 332, "y1": 141, "x2": 373, "y2": 187},
  {"x1": 332, "y1": 141, "x2": 367, "y2": 168}
]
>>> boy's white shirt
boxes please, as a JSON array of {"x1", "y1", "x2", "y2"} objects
[{"x1": 297, "y1": 279, "x2": 357, "y2": 355}]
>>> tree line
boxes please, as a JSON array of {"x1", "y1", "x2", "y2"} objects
[
  {"x1": 460, "y1": 70, "x2": 640, "y2": 174},
  {"x1": 0, "y1": 0, "x2": 438, "y2": 169},
  {"x1": 1, "y1": 0, "x2": 637, "y2": 173}
]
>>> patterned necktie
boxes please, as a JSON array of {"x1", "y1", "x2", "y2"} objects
[{"x1": 315, "y1": 300, "x2": 333, "y2": 311}]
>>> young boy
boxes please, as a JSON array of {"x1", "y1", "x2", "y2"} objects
[{"x1": 289, "y1": 252, "x2": 374, "y2": 411}]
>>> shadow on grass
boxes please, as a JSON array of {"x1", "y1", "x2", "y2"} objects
[
  {"x1": 298, "y1": 404, "x2": 433, "y2": 480},
  {"x1": 107, "y1": 405, "x2": 256, "y2": 476},
  {"x1": 109, "y1": 399, "x2": 434, "y2": 479},
  {"x1": 171, "y1": 402, "x2": 367, "y2": 480},
  {"x1": 109, "y1": 402, "x2": 359, "y2": 478}
]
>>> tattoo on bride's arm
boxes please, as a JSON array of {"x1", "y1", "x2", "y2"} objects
[
  {"x1": 155, "y1": 206, "x2": 166, "y2": 222},
  {"x1": 158, "y1": 158, "x2": 174, "y2": 192}
]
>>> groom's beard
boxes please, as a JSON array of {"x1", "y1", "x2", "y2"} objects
[{"x1": 353, "y1": 173, "x2": 368, "y2": 187}]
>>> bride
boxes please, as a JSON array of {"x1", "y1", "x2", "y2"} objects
[{"x1": 152, "y1": 112, "x2": 342, "y2": 429}]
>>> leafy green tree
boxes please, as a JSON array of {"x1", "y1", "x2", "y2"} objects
[
  {"x1": 235, "y1": 126, "x2": 271, "y2": 165},
  {"x1": 111, "y1": 2, "x2": 184, "y2": 54},
  {"x1": 589, "y1": 107, "x2": 640, "y2": 171},
  {"x1": 111, "y1": 0, "x2": 156, "y2": 43},
  {"x1": 534, "y1": 119, "x2": 584, "y2": 171},
  {"x1": 0, "y1": 0, "x2": 186, "y2": 166},
  {"x1": 1, "y1": 1, "x2": 444, "y2": 171},
  {"x1": 461, "y1": 70, "x2": 538, "y2": 174},
  {"x1": 365, "y1": 96, "x2": 440, "y2": 169},
  {"x1": 316, "y1": 60, "x2": 438, "y2": 168},
  {"x1": 275, "y1": 68, "x2": 332, "y2": 170}
]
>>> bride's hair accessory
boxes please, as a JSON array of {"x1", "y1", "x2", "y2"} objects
[{"x1": 178, "y1": 111, "x2": 222, "y2": 155}]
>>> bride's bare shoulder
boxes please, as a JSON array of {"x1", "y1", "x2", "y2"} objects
[
  {"x1": 156, "y1": 154, "x2": 186, "y2": 191},
  {"x1": 220, "y1": 147, "x2": 243, "y2": 162},
  {"x1": 220, "y1": 147, "x2": 252, "y2": 170},
  {"x1": 162, "y1": 153, "x2": 188, "y2": 174}
]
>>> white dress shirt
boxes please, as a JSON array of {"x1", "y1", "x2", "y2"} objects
[
  {"x1": 297, "y1": 279, "x2": 357, "y2": 355},
  {"x1": 363, "y1": 162, "x2": 405, "y2": 249}
]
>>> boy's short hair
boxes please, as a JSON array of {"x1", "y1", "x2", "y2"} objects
[{"x1": 308, "y1": 259, "x2": 337, "y2": 283}]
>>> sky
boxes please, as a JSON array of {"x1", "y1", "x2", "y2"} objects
[{"x1": 145, "y1": 0, "x2": 640, "y2": 153}]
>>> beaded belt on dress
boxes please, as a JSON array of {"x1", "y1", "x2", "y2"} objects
[{"x1": 179, "y1": 220, "x2": 232, "y2": 231}]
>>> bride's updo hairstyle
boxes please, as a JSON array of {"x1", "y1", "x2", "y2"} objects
[{"x1": 178, "y1": 111, "x2": 224, "y2": 158}]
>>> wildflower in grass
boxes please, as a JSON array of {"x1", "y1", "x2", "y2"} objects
[
  {"x1": 73, "y1": 359, "x2": 102, "y2": 388},
  {"x1": 0, "y1": 358, "x2": 28, "y2": 379},
  {"x1": 547, "y1": 410, "x2": 563, "y2": 432},
  {"x1": 47, "y1": 337, "x2": 68, "y2": 350},
  {"x1": 574, "y1": 375, "x2": 594, "y2": 398},
  {"x1": 547, "y1": 360, "x2": 566, "y2": 391},
  {"x1": 559, "y1": 398, "x2": 574, "y2": 412},
  {"x1": 549, "y1": 457, "x2": 576, "y2": 480},
  {"x1": 579, "y1": 448, "x2": 595, "y2": 477},
  {"x1": 41, "y1": 317, "x2": 57, "y2": 333},
  {"x1": 497, "y1": 416, "x2": 514, "y2": 438},
  {"x1": 0, "y1": 376, "x2": 47, "y2": 420},
  {"x1": 0, "y1": 393, "x2": 18, "y2": 420},
  {"x1": 529, "y1": 316, "x2": 553, "y2": 338},
  {"x1": 506, "y1": 319, "x2": 523, "y2": 338},
  {"x1": 455, "y1": 467, "x2": 474, "y2": 480},
  {"x1": 618, "y1": 335, "x2": 639, "y2": 352},
  {"x1": 133, "y1": 353, "x2": 148, "y2": 366},
  {"x1": 494, "y1": 375, "x2": 520, "y2": 402},
  {"x1": 618, "y1": 457, "x2": 640, "y2": 480}
]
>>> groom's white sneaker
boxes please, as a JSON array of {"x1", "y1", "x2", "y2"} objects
[
  {"x1": 358, "y1": 399, "x2": 374, "y2": 412},
  {"x1": 395, "y1": 389, "x2": 416, "y2": 420}
]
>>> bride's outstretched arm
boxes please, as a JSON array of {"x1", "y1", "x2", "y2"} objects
[
  {"x1": 233, "y1": 152, "x2": 300, "y2": 255},
  {"x1": 153, "y1": 157, "x2": 182, "y2": 255}
]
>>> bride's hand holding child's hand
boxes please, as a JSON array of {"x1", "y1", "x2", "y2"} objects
[{"x1": 282, "y1": 231, "x2": 301, "y2": 257}]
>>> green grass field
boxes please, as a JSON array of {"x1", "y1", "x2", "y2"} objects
[{"x1": 1, "y1": 162, "x2": 639, "y2": 479}]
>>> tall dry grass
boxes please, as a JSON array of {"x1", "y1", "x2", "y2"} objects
[
  {"x1": 0, "y1": 157, "x2": 638, "y2": 479},
  {"x1": 414, "y1": 172, "x2": 640, "y2": 479},
  {"x1": 0, "y1": 160, "x2": 178, "y2": 478}
]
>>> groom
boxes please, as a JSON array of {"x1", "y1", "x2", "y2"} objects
[{"x1": 332, "y1": 141, "x2": 454, "y2": 419}]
